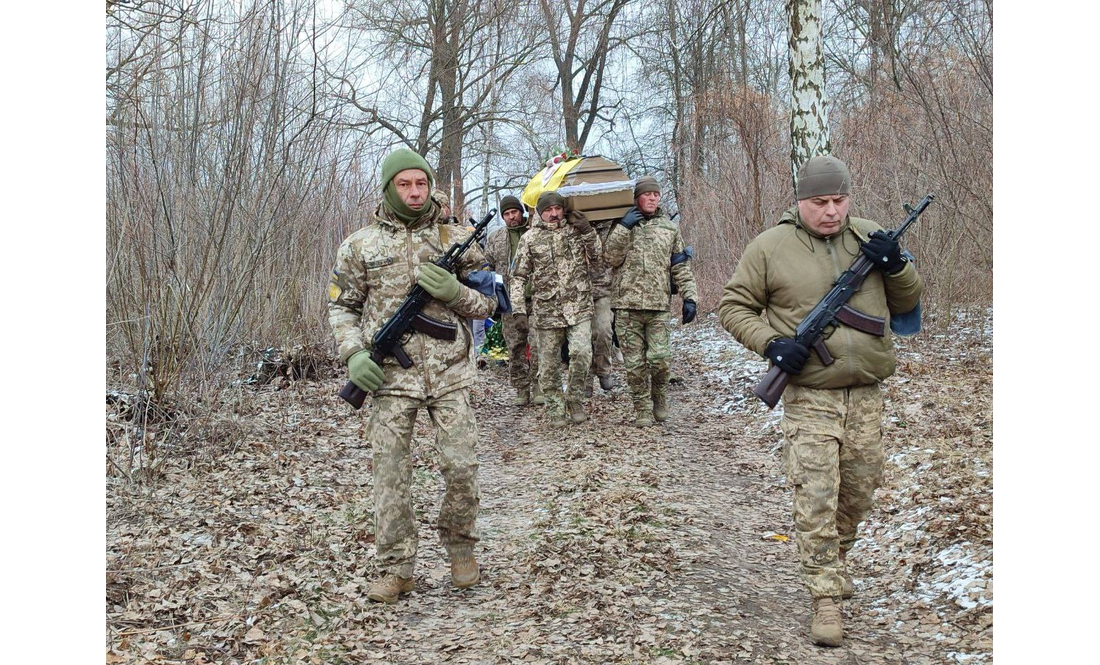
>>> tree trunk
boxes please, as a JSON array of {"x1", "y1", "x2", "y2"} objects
[{"x1": 787, "y1": 0, "x2": 830, "y2": 193}]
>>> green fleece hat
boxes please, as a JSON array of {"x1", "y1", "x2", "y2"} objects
[
  {"x1": 796, "y1": 155, "x2": 851, "y2": 200},
  {"x1": 500, "y1": 195, "x2": 523, "y2": 214},
  {"x1": 633, "y1": 175, "x2": 660, "y2": 199},
  {"x1": 380, "y1": 148, "x2": 436, "y2": 224},
  {"x1": 381, "y1": 148, "x2": 434, "y2": 188},
  {"x1": 536, "y1": 191, "x2": 566, "y2": 215}
]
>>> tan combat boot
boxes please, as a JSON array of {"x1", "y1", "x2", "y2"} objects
[
  {"x1": 531, "y1": 383, "x2": 546, "y2": 406},
  {"x1": 652, "y1": 392, "x2": 669, "y2": 422},
  {"x1": 598, "y1": 374, "x2": 615, "y2": 391},
  {"x1": 367, "y1": 573, "x2": 414, "y2": 604},
  {"x1": 810, "y1": 596, "x2": 843, "y2": 647},
  {"x1": 548, "y1": 408, "x2": 568, "y2": 428},
  {"x1": 634, "y1": 404, "x2": 655, "y2": 427},
  {"x1": 567, "y1": 400, "x2": 588, "y2": 424},
  {"x1": 513, "y1": 388, "x2": 530, "y2": 407},
  {"x1": 839, "y1": 550, "x2": 853, "y2": 599},
  {"x1": 450, "y1": 553, "x2": 480, "y2": 589}
]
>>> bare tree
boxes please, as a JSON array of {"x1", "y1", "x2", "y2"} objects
[{"x1": 538, "y1": 0, "x2": 631, "y2": 153}]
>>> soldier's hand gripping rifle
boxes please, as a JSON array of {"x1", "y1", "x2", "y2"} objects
[
  {"x1": 338, "y1": 209, "x2": 498, "y2": 409},
  {"x1": 752, "y1": 194, "x2": 935, "y2": 409}
]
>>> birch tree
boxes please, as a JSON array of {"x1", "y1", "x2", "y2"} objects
[{"x1": 787, "y1": 0, "x2": 830, "y2": 190}]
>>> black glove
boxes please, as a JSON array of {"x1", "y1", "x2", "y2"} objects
[
  {"x1": 765, "y1": 337, "x2": 810, "y2": 375},
  {"x1": 681, "y1": 300, "x2": 697, "y2": 324},
  {"x1": 619, "y1": 207, "x2": 643, "y2": 230},
  {"x1": 860, "y1": 230, "x2": 906, "y2": 275}
]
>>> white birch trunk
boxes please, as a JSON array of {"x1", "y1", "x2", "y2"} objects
[{"x1": 787, "y1": 0, "x2": 831, "y2": 193}]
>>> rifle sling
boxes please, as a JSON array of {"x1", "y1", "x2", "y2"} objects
[
  {"x1": 835, "y1": 304, "x2": 886, "y2": 337},
  {"x1": 411, "y1": 312, "x2": 458, "y2": 341}
]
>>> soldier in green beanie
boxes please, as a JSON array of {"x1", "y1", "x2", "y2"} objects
[
  {"x1": 327, "y1": 147, "x2": 496, "y2": 603},
  {"x1": 509, "y1": 190, "x2": 602, "y2": 426},
  {"x1": 604, "y1": 175, "x2": 698, "y2": 426},
  {"x1": 718, "y1": 154, "x2": 924, "y2": 647},
  {"x1": 485, "y1": 194, "x2": 543, "y2": 406}
]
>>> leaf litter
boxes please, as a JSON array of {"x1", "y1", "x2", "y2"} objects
[{"x1": 107, "y1": 310, "x2": 992, "y2": 664}]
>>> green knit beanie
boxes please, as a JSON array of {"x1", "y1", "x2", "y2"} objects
[
  {"x1": 381, "y1": 148, "x2": 434, "y2": 189},
  {"x1": 796, "y1": 155, "x2": 851, "y2": 200},
  {"x1": 380, "y1": 148, "x2": 436, "y2": 224},
  {"x1": 633, "y1": 175, "x2": 660, "y2": 198},
  {"x1": 500, "y1": 195, "x2": 523, "y2": 214},
  {"x1": 536, "y1": 191, "x2": 565, "y2": 215}
]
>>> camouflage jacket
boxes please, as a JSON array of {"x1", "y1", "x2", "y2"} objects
[
  {"x1": 590, "y1": 219, "x2": 615, "y2": 300},
  {"x1": 327, "y1": 204, "x2": 496, "y2": 399},
  {"x1": 509, "y1": 215, "x2": 602, "y2": 328},
  {"x1": 604, "y1": 207, "x2": 698, "y2": 310},
  {"x1": 485, "y1": 224, "x2": 527, "y2": 291},
  {"x1": 717, "y1": 206, "x2": 923, "y2": 389}
]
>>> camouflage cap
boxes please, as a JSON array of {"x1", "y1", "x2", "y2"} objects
[
  {"x1": 536, "y1": 191, "x2": 565, "y2": 215},
  {"x1": 633, "y1": 175, "x2": 660, "y2": 198},
  {"x1": 796, "y1": 155, "x2": 851, "y2": 200},
  {"x1": 500, "y1": 195, "x2": 523, "y2": 213}
]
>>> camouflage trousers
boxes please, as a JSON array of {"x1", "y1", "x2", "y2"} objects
[
  {"x1": 589, "y1": 295, "x2": 615, "y2": 381},
  {"x1": 502, "y1": 305, "x2": 538, "y2": 394},
  {"x1": 367, "y1": 391, "x2": 480, "y2": 578},
  {"x1": 536, "y1": 319, "x2": 592, "y2": 418},
  {"x1": 613, "y1": 309, "x2": 671, "y2": 413},
  {"x1": 780, "y1": 383, "x2": 885, "y2": 599}
]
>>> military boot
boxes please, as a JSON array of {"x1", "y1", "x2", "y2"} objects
[
  {"x1": 450, "y1": 552, "x2": 480, "y2": 589},
  {"x1": 367, "y1": 573, "x2": 415, "y2": 604},
  {"x1": 839, "y1": 550, "x2": 853, "y2": 599},
  {"x1": 634, "y1": 400, "x2": 655, "y2": 427},
  {"x1": 531, "y1": 383, "x2": 546, "y2": 406},
  {"x1": 810, "y1": 596, "x2": 844, "y2": 647},
  {"x1": 567, "y1": 400, "x2": 588, "y2": 424},
  {"x1": 548, "y1": 408, "x2": 568, "y2": 429},
  {"x1": 652, "y1": 391, "x2": 669, "y2": 422},
  {"x1": 598, "y1": 374, "x2": 615, "y2": 391},
  {"x1": 513, "y1": 388, "x2": 530, "y2": 407}
]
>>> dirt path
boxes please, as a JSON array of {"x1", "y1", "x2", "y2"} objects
[{"x1": 106, "y1": 317, "x2": 991, "y2": 664}]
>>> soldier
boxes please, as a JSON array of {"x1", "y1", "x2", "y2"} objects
[
  {"x1": 484, "y1": 194, "x2": 543, "y2": 406},
  {"x1": 509, "y1": 191, "x2": 601, "y2": 427},
  {"x1": 587, "y1": 216, "x2": 618, "y2": 396},
  {"x1": 717, "y1": 155, "x2": 923, "y2": 646},
  {"x1": 328, "y1": 149, "x2": 496, "y2": 603},
  {"x1": 603, "y1": 176, "x2": 698, "y2": 427}
]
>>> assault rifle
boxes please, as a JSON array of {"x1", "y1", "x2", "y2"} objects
[
  {"x1": 338, "y1": 209, "x2": 498, "y2": 409},
  {"x1": 752, "y1": 194, "x2": 935, "y2": 409}
]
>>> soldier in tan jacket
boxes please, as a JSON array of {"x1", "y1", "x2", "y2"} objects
[
  {"x1": 718, "y1": 155, "x2": 923, "y2": 647},
  {"x1": 603, "y1": 176, "x2": 698, "y2": 426},
  {"x1": 327, "y1": 149, "x2": 496, "y2": 604},
  {"x1": 509, "y1": 191, "x2": 601, "y2": 427}
]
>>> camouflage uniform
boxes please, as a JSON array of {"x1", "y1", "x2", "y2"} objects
[
  {"x1": 509, "y1": 214, "x2": 601, "y2": 421},
  {"x1": 603, "y1": 206, "x2": 697, "y2": 420},
  {"x1": 718, "y1": 206, "x2": 923, "y2": 600},
  {"x1": 485, "y1": 223, "x2": 539, "y2": 398},
  {"x1": 589, "y1": 220, "x2": 617, "y2": 387},
  {"x1": 328, "y1": 204, "x2": 496, "y2": 578}
]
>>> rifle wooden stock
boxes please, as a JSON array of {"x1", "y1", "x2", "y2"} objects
[
  {"x1": 753, "y1": 364, "x2": 789, "y2": 409},
  {"x1": 339, "y1": 381, "x2": 368, "y2": 409}
]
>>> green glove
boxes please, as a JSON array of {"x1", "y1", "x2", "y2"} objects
[
  {"x1": 347, "y1": 350, "x2": 385, "y2": 391},
  {"x1": 418, "y1": 263, "x2": 462, "y2": 302}
]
